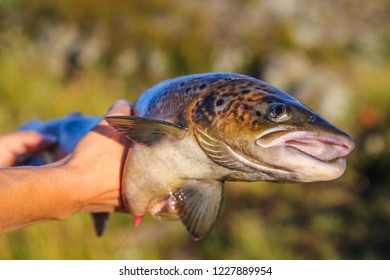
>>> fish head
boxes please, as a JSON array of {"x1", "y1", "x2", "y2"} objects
[{"x1": 190, "y1": 78, "x2": 355, "y2": 183}]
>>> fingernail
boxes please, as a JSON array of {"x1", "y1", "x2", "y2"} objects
[
  {"x1": 113, "y1": 99, "x2": 130, "y2": 108},
  {"x1": 107, "y1": 99, "x2": 130, "y2": 112},
  {"x1": 116, "y1": 99, "x2": 129, "y2": 105}
]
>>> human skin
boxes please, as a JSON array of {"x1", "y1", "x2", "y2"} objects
[
  {"x1": 0, "y1": 100, "x2": 132, "y2": 233},
  {"x1": 0, "y1": 130, "x2": 55, "y2": 168}
]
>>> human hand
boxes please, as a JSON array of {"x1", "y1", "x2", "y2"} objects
[
  {"x1": 58, "y1": 100, "x2": 133, "y2": 214},
  {"x1": 0, "y1": 131, "x2": 55, "y2": 168}
]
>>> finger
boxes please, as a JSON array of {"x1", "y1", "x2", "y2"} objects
[
  {"x1": 6, "y1": 131, "x2": 55, "y2": 154},
  {"x1": 105, "y1": 100, "x2": 133, "y2": 117},
  {"x1": 20, "y1": 131, "x2": 57, "y2": 152},
  {"x1": 91, "y1": 100, "x2": 134, "y2": 144},
  {"x1": 0, "y1": 131, "x2": 56, "y2": 167}
]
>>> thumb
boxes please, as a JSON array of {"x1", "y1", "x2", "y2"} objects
[{"x1": 105, "y1": 100, "x2": 133, "y2": 118}]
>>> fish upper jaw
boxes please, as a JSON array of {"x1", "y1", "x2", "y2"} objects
[
  {"x1": 256, "y1": 130, "x2": 355, "y2": 163},
  {"x1": 253, "y1": 128, "x2": 355, "y2": 182}
]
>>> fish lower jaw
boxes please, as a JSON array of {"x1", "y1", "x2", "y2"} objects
[
  {"x1": 298, "y1": 158, "x2": 347, "y2": 182},
  {"x1": 253, "y1": 145, "x2": 348, "y2": 182}
]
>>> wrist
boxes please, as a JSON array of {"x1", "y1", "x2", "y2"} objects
[
  {"x1": 47, "y1": 164, "x2": 85, "y2": 219},
  {"x1": 60, "y1": 157, "x2": 121, "y2": 214}
]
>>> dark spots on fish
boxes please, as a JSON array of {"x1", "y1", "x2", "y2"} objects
[
  {"x1": 202, "y1": 92, "x2": 217, "y2": 113},
  {"x1": 233, "y1": 102, "x2": 240, "y2": 110},
  {"x1": 224, "y1": 77, "x2": 232, "y2": 81},
  {"x1": 216, "y1": 99, "x2": 225, "y2": 106},
  {"x1": 180, "y1": 82, "x2": 185, "y2": 87},
  {"x1": 221, "y1": 92, "x2": 236, "y2": 97},
  {"x1": 251, "y1": 120, "x2": 260, "y2": 126},
  {"x1": 186, "y1": 87, "x2": 191, "y2": 93},
  {"x1": 246, "y1": 93, "x2": 264, "y2": 102},
  {"x1": 234, "y1": 111, "x2": 254, "y2": 125},
  {"x1": 241, "y1": 104, "x2": 253, "y2": 111},
  {"x1": 255, "y1": 110, "x2": 262, "y2": 117},
  {"x1": 193, "y1": 91, "x2": 218, "y2": 124},
  {"x1": 241, "y1": 89, "x2": 251, "y2": 94},
  {"x1": 199, "y1": 83, "x2": 207, "y2": 90}
]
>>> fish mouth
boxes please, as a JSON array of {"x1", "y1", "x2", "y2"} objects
[{"x1": 256, "y1": 129, "x2": 355, "y2": 163}]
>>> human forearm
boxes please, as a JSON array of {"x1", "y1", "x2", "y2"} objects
[{"x1": 0, "y1": 165, "x2": 80, "y2": 233}]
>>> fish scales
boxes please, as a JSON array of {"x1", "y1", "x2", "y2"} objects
[{"x1": 136, "y1": 73, "x2": 259, "y2": 120}]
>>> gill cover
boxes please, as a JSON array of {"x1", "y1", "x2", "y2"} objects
[{"x1": 190, "y1": 79, "x2": 275, "y2": 174}]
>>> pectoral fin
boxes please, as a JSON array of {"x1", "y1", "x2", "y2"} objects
[
  {"x1": 105, "y1": 116, "x2": 188, "y2": 145},
  {"x1": 173, "y1": 180, "x2": 224, "y2": 241}
]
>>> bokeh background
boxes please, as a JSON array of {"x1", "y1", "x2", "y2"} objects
[{"x1": 1, "y1": 0, "x2": 390, "y2": 259}]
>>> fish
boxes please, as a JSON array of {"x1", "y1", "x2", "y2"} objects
[{"x1": 104, "y1": 72, "x2": 355, "y2": 240}]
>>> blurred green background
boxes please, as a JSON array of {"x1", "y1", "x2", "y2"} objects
[{"x1": 1, "y1": 0, "x2": 390, "y2": 260}]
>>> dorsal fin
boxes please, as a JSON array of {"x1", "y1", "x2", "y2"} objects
[
  {"x1": 105, "y1": 116, "x2": 189, "y2": 145},
  {"x1": 172, "y1": 180, "x2": 224, "y2": 241}
]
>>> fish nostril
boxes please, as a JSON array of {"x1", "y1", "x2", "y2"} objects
[
  {"x1": 345, "y1": 138, "x2": 355, "y2": 153},
  {"x1": 308, "y1": 115, "x2": 317, "y2": 123}
]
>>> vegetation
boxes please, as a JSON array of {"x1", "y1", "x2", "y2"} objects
[{"x1": 1, "y1": 0, "x2": 390, "y2": 259}]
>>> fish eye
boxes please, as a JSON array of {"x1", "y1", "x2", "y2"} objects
[{"x1": 268, "y1": 103, "x2": 291, "y2": 122}]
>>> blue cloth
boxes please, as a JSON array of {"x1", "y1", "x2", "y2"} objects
[{"x1": 19, "y1": 113, "x2": 100, "y2": 165}]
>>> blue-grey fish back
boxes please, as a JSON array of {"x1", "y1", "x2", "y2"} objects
[{"x1": 135, "y1": 72, "x2": 256, "y2": 120}]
